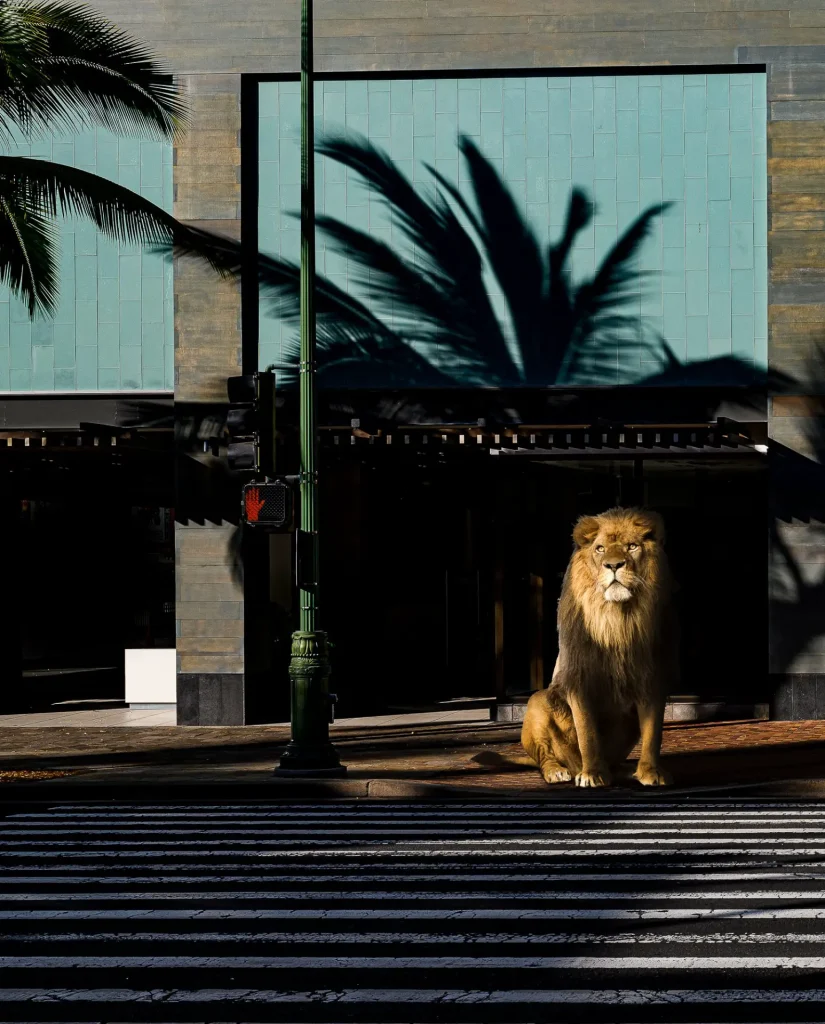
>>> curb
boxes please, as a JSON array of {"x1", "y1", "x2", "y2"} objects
[{"x1": 2, "y1": 774, "x2": 825, "y2": 804}]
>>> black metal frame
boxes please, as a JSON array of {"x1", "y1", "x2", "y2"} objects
[
  {"x1": 240, "y1": 75, "x2": 260, "y2": 376},
  {"x1": 246, "y1": 62, "x2": 766, "y2": 85}
]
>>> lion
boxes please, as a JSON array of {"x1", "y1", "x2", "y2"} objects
[{"x1": 521, "y1": 507, "x2": 677, "y2": 788}]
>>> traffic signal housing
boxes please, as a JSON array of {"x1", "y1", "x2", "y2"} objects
[{"x1": 226, "y1": 371, "x2": 276, "y2": 477}]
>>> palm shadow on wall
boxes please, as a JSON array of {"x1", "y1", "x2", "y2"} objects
[
  {"x1": 262, "y1": 132, "x2": 762, "y2": 391},
  {"x1": 166, "y1": 130, "x2": 781, "y2": 587}
]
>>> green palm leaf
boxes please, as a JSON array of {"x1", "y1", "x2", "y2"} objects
[
  {"x1": 0, "y1": 156, "x2": 232, "y2": 315},
  {"x1": 0, "y1": 0, "x2": 185, "y2": 141},
  {"x1": 0, "y1": 184, "x2": 57, "y2": 313}
]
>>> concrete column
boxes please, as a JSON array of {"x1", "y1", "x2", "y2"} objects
[
  {"x1": 173, "y1": 73, "x2": 242, "y2": 403},
  {"x1": 759, "y1": 44, "x2": 825, "y2": 719},
  {"x1": 173, "y1": 73, "x2": 246, "y2": 723},
  {"x1": 175, "y1": 521, "x2": 245, "y2": 724}
]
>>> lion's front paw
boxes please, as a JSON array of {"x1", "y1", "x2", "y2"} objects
[
  {"x1": 575, "y1": 769, "x2": 612, "y2": 788},
  {"x1": 634, "y1": 763, "x2": 672, "y2": 786},
  {"x1": 542, "y1": 765, "x2": 573, "y2": 784}
]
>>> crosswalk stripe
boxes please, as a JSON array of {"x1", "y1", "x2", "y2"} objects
[
  {"x1": 3, "y1": 800, "x2": 825, "y2": 1023},
  {"x1": 14, "y1": 813, "x2": 825, "y2": 824},
  {"x1": 8, "y1": 823, "x2": 825, "y2": 831},
  {"x1": 7, "y1": 846, "x2": 825, "y2": 860},
  {"x1": 2, "y1": 870, "x2": 823, "y2": 883},
  {"x1": 6, "y1": 835, "x2": 807, "y2": 843},
  {"x1": 2, "y1": 888, "x2": 825, "y2": 900},
  {"x1": 6, "y1": 929, "x2": 825, "y2": 943},
  {"x1": 3, "y1": 986, "x2": 825, "y2": 1004},
  {"x1": 8, "y1": 954, "x2": 825, "y2": 968},
  {"x1": 7, "y1": 907, "x2": 825, "y2": 920}
]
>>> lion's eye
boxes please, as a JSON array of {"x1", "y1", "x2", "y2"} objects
[
  {"x1": 627, "y1": 543, "x2": 638, "y2": 551},
  {"x1": 595, "y1": 545, "x2": 605, "y2": 553}
]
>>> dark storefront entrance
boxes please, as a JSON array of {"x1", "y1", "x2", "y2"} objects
[
  {"x1": 316, "y1": 432, "x2": 768, "y2": 717},
  {"x1": 1, "y1": 400, "x2": 175, "y2": 713}
]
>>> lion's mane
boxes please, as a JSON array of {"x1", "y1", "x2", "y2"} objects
[{"x1": 552, "y1": 507, "x2": 675, "y2": 707}]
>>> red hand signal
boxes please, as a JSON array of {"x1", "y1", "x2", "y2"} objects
[{"x1": 245, "y1": 487, "x2": 265, "y2": 522}]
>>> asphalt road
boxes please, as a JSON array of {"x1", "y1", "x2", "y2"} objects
[{"x1": 1, "y1": 799, "x2": 825, "y2": 1021}]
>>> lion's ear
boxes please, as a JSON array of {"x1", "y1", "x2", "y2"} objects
[
  {"x1": 639, "y1": 511, "x2": 665, "y2": 545},
  {"x1": 573, "y1": 515, "x2": 600, "y2": 548}
]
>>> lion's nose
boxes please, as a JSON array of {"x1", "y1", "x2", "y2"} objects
[{"x1": 604, "y1": 559, "x2": 625, "y2": 571}]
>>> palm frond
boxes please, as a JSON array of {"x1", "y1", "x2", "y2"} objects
[
  {"x1": 0, "y1": 182, "x2": 58, "y2": 314},
  {"x1": 570, "y1": 203, "x2": 672, "y2": 373},
  {"x1": 550, "y1": 188, "x2": 593, "y2": 276},
  {"x1": 317, "y1": 132, "x2": 448, "y2": 267},
  {"x1": 581, "y1": 202, "x2": 671, "y2": 312},
  {"x1": 0, "y1": 0, "x2": 185, "y2": 141},
  {"x1": 457, "y1": 135, "x2": 542, "y2": 380},
  {"x1": 0, "y1": 155, "x2": 180, "y2": 241},
  {"x1": 160, "y1": 222, "x2": 400, "y2": 349},
  {"x1": 164, "y1": 221, "x2": 456, "y2": 387},
  {"x1": 313, "y1": 214, "x2": 466, "y2": 345},
  {"x1": 0, "y1": 158, "x2": 244, "y2": 314},
  {"x1": 277, "y1": 328, "x2": 458, "y2": 388},
  {"x1": 316, "y1": 132, "x2": 515, "y2": 382},
  {"x1": 425, "y1": 164, "x2": 483, "y2": 238},
  {"x1": 162, "y1": 131, "x2": 678, "y2": 392},
  {"x1": 538, "y1": 188, "x2": 595, "y2": 383}
]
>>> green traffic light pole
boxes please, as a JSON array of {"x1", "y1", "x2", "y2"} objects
[{"x1": 275, "y1": 0, "x2": 345, "y2": 777}]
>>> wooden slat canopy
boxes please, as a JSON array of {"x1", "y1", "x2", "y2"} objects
[{"x1": 321, "y1": 421, "x2": 768, "y2": 457}]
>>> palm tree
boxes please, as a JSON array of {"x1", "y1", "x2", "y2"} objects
[{"x1": 0, "y1": 0, "x2": 225, "y2": 316}]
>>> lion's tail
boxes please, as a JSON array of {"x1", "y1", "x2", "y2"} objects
[{"x1": 471, "y1": 750, "x2": 536, "y2": 771}]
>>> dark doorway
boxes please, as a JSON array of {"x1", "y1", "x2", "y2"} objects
[
  {"x1": 320, "y1": 448, "x2": 768, "y2": 715},
  {"x1": 321, "y1": 454, "x2": 491, "y2": 716},
  {"x1": 1, "y1": 442, "x2": 174, "y2": 713},
  {"x1": 492, "y1": 455, "x2": 768, "y2": 705}
]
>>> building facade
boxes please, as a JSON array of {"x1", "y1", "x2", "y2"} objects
[{"x1": 5, "y1": 0, "x2": 825, "y2": 722}]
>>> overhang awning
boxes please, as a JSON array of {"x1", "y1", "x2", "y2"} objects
[
  {"x1": 322, "y1": 423, "x2": 767, "y2": 458},
  {"x1": 495, "y1": 425, "x2": 764, "y2": 457}
]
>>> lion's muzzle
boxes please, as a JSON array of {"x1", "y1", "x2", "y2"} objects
[{"x1": 600, "y1": 567, "x2": 634, "y2": 602}]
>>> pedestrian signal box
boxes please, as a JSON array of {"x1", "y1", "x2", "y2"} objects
[{"x1": 242, "y1": 480, "x2": 295, "y2": 531}]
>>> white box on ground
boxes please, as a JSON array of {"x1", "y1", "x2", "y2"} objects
[{"x1": 125, "y1": 649, "x2": 176, "y2": 707}]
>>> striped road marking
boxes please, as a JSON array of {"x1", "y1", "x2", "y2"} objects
[{"x1": 3, "y1": 801, "x2": 825, "y2": 1022}]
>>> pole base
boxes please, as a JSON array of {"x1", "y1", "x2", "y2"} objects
[
  {"x1": 274, "y1": 741, "x2": 347, "y2": 778},
  {"x1": 273, "y1": 766, "x2": 348, "y2": 778},
  {"x1": 280, "y1": 630, "x2": 347, "y2": 777}
]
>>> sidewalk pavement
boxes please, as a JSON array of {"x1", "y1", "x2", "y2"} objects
[
  {"x1": 0, "y1": 705, "x2": 490, "y2": 729},
  {"x1": 1, "y1": 711, "x2": 825, "y2": 800}
]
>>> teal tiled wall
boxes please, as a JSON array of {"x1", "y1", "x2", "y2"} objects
[
  {"x1": 259, "y1": 73, "x2": 768, "y2": 385},
  {"x1": 1, "y1": 129, "x2": 173, "y2": 392}
]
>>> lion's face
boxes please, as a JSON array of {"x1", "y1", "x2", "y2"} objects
[{"x1": 572, "y1": 509, "x2": 664, "y2": 605}]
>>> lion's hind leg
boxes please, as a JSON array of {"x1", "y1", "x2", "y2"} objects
[
  {"x1": 527, "y1": 737, "x2": 573, "y2": 785},
  {"x1": 521, "y1": 690, "x2": 575, "y2": 784}
]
